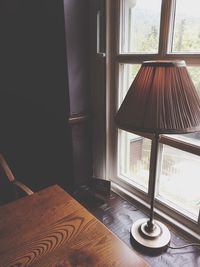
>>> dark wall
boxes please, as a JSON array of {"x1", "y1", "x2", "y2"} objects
[
  {"x1": 63, "y1": 0, "x2": 92, "y2": 187},
  {"x1": 0, "y1": 0, "x2": 74, "y2": 191},
  {"x1": 64, "y1": 0, "x2": 90, "y2": 114}
]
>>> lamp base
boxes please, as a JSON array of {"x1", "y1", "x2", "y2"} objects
[{"x1": 130, "y1": 218, "x2": 171, "y2": 253}]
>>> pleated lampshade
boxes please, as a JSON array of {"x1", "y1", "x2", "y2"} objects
[{"x1": 115, "y1": 60, "x2": 200, "y2": 134}]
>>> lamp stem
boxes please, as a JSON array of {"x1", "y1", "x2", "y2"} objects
[
  {"x1": 147, "y1": 133, "x2": 160, "y2": 232},
  {"x1": 131, "y1": 131, "x2": 171, "y2": 250}
]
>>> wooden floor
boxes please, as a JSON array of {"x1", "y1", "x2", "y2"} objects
[{"x1": 74, "y1": 189, "x2": 200, "y2": 267}]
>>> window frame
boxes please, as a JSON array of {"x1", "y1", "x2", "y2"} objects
[{"x1": 106, "y1": 0, "x2": 200, "y2": 239}]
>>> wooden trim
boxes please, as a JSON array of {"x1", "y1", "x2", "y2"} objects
[
  {"x1": 0, "y1": 154, "x2": 15, "y2": 182},
  {"x1": 13, "y1": 180, "x2": 34, "y2": 196},
  {"x1": 68, "y1": 114, "x2": 89, "y2": 125},
  {"x1": 115, "y1": 54, "x2": 200, "y2": 64},
  {"x1": 159, "y1": 0, "x2": 174, "y2": 55},
  {"x1": 160, "y1": 135, "x2": 200, "y2": 156},
  {"x1": 106, "y1": 0, "x2": 117, "y2": 180}
]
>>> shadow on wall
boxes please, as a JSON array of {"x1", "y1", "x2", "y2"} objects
[
  {"x1": 0, "y1": 0, "x2": 74, "y2": 191},
  {"x1": 0, "y1": 93, "x2": 73, "y2": 192}
]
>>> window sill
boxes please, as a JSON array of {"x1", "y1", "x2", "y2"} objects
[{"x1": 111, "y1": 180, "x2": 200, "y2": 243}]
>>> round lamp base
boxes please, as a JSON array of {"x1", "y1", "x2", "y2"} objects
[{"x1": 131, "y1": 218, "x2": 171, "y2": 253}]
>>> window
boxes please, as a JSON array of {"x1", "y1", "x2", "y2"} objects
[
  {"x1": 172, "y1": 0, "x2": 200, "y2": 53},
  {"x1": 109, "y1": 0, "x2": 200, "y2": 236},
  {"x1": 118, "y1": 64, "x2": 151, "y2": 192},
  {"x1": 120, "y1": 0, "x2": 161, "y2": 53},
  {"x1": 118, "y1": 130, "x2": 151, "y2": 192},
  {"x1": 158, "y1": 143, "x2": 200, "y2": 219}
]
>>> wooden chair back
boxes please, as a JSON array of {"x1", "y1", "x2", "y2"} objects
[{"x1": 0, "y1": 154, "x2": 33, "y2": 205}]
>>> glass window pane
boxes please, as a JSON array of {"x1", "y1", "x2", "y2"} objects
[
  {"x1": 118, "y1": 64, "x2": 140, "y2": 107},
  {"x1": 172, "y1": 0, "x2": 200, "y2": 53},
  {"x1": 118, "y1": 64, "x2": 151, "y2": 191},
  {"x1": 118, "y1": 130, "x2": 151, "y2": 192},
  {"x1": 180, "y1": 132, "x2": 200, "y2": 145},
  {"x1": 187, "y1": 66, "x2": 200, "y2": 96},
  {"x1": 162, "y1": 66, "x2": 200, "y2": 146},
  {"x1": 120, "y1": 0, "x2": 161, "y2": 54},
  {"x1": 158, "y1": 145, "x2": 200, "y2": 220},
  {"x1": 163, "y1": 66, "x2": 200, "y2": 144}
]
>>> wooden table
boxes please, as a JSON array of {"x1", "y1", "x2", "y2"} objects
[{"x1": 0, "y1": 185, "x2": 149, "y2": 267}]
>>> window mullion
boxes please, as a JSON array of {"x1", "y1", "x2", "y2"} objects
[
  {"x1": 160, "y1": 135, "x2": 200, "y2": 156},
  {"x1": 158, "y1": 0, "x2": 175, "y2": 56}
]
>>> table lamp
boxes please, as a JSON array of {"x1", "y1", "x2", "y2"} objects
[{"x1": 115, "y1": 60, "x2": 200, "y2": 252}]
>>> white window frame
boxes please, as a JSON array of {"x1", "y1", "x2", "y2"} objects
[{"x1": 106, "y1": 0, "x2": 200, "y2": 240}]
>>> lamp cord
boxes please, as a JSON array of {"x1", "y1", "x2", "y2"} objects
[{"x1": 167, "y1": 243, "x2": 200, "y2": 249}]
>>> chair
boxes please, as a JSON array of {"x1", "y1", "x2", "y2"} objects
[{"x1": 0, "y1": 154, "x2": 33, "y2": 205}]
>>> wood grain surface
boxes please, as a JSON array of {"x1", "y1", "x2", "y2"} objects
[{"x1": 0, "y1": 185, "x2": 149, "y2": 267}]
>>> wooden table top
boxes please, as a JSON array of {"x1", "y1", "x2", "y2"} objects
[{"x1": 0, "y1": 185, "x2": 149, "y2": 267}]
